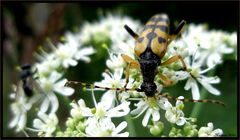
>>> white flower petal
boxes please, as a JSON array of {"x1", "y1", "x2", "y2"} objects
[
  {"x1": 18, "y1": 113, "x2": 27, "y2": 131},
  {"x1": 63, "y1": 61, "x2": 69, "y2": 68},
  {"x1": 175, "y1": 71, "x2": 189, "y2": 80},
  {"x1": 75, "y1": 47, "x2": 95, "y2": 60},
  {"x1": 176, "y1": 96, "x2": 184, "y2": 106},
  {"x1": 107, "y1": 102, "x2": 130, "y2": 117},
  {"x1": 68, "y1": 59, "x2": 78, "y2": 66},
  {"x1": 79, "y1": 56, "x2": 91, "y2": 62},
  {"x1": 38, "y1": 111, "x2": 49, "y2": 121},
  {"x1": 176, "y1": 117, "x2": 186, "y2": 126},
  {"x1": 220, "y1": 45, "x2": 234, "y2": 53},
  {"x1": 115, "y1": 132, "x2": 129, "y2": 137},
  {"x1": 198, "y1": 79, "x2": 220, "y2": 95},
  {"x1": 207, "y1": 122, "x2": 214, "y2": 130},
  {"x1": 152, "y1": 110, "x2": 160, "y2": 121},
  {"x1": 112, "y1": 121, "x2": 127, "y2": 135},
  {"x1": 28, "y1": 94, "x2": 41, "y2": 105},
  {"x1": 48, "y1": 93, "x2": 59, "y2": 113},
  {"x1": 200, "y1": 76, "x2": 221, "y2": 84},
  {"x1": 198, "y1": 122, "x2": 223, "y2": 137},
  {"x1": 131, "y1": 100, "x2": 147, "y2": 115},
  {"x1": 33, "y1": 119, "x2": 44, "y2": 130},
  {"x1": 54, "y1": 86, "x2": 74, "y2": 96},
  {"x1": 212, "y1": 129, "x2": 223, "y2": 137},
  {"x1": 158, "y1": 98, "x2": 172, "y2": 110},
  {"x1": 9, "y1": 114, "x2": 20, "y2": 128},
  {"x1": 207, "y1": 53, "x2": 221, "y2": 67},
  {"x1": 100, "y1": 91, "x2": 116, "y2": 110},
  {"x1": 81, "y1": 107, "x2": 93, "y2": 117},
  {"x1": 184, "y1": 78, "x2": 192, "y2": 90},
  {"x1": 131, "y1": 105, "x2": 148, "y2": 119},
  {"x1": 49, "y1": 71, "x2": 62, "y2": 83},
  {"x1": 54, "y1": 78, "x2": 66, "y2": 87},
  {"x1": 165, "y1": 109, "x2": 175, "y2": 123},
  {"x1": 114, "y1": 69, "x2": 123, "y2": 80},
  {"x1": 199, "y1": 64, "x2": 217, "y2": 74},
  {"x1": 40, "y1": 98, "x2": 50, "y2": 113},
  {"x1": 142, "y1": 109, "x2": 151, "y2": 127},
  {"x1": 131, "y1": 101, "x2": 146, "y2": 115},
  {"x1": 191, "y1": 79, "x2": 200, "y2": 100},
  {"x1": 78, "y1": 99, "x2": 86, "y2": 107}
]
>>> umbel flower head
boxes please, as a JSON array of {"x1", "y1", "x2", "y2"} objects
[
  {"x1": 165, "y1": 96, "x2": 187, "y2": 126},
  {"x1": 8, "y1": 13, "x2": 236, "y2": 137},
  {"x1": 9, "y1": 22, "x2": 95, "y2": 134},
  {"x1": 198, "y1": 122, "x2": 223, "y2": 137},
  {"x1": 32, "y1": 112, "x2": 59, "y2": 137},
  {"x1": 58, "y1": 98, "x2": 130, "y2": 137},
  {"x1": 163, "y1": 23, "x2": 236, "y2": 100},
  {"x1": 9, "y1": 85, "x2": 39, "y2": 132}
]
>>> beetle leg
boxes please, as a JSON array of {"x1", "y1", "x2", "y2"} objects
[
  {"x1": 124, "y1": 24, "x2": 139, "y2": 40},
  {"x1": 168, "y1": 20, "x2": 186, "y2": 45},
  {"x1": 121, "y1": 54, "x2": 140, "y2": 88},
  {"x1": 158, "y1": 73, "x2": 174, "y2": 87},
  {"x1": 160, "y1": 54, "x2": 187, "y2": 70}
]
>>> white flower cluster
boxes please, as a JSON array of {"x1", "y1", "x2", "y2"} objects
[
  {"x1": 79, "y1": 13, "x2": 142, "y2": 52},
  {"x1": 65, "y1": 98, "x2": 130, "y2": 137},
  {"x1": 9, "y1": 13, "x2": 236, "y2": 137},
  {"x1": 94, "y1": 67, "x2": 190, "y2": 128},
  {"x1": 198, "y1": 122, "x2": 223, "y2": 137},
  {"x1": 93, "y1": 19, "x2": 236, "y2": 130},
  {"x1": 9, "y1": 85, "x2": 39, "y2": 132},
  {"x1": 32, "y1": 112, "x2": 59, "y2": 137},
  {"x1": 9, "y1": 31, "x2": 95, "y2": 134},
  {"x1": 163, "y1": 24, "x2": 237, "y2": 100},
  {"x1": 83, "y1": 15, "x2": 236, "y2": 136}
]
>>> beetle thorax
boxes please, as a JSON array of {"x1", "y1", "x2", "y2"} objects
[{"x1": 139, "y1": 49, "x2": 161, "y2": 96}]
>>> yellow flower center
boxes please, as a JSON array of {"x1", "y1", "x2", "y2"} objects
[{"x1": 147, "y1": 97, "x2": 158, "y2": 109}]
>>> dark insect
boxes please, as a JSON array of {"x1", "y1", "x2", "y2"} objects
[
  {"x1": 20, "y1": 64, "x2": 34, "y2": 97},
  {"x1": 65, "y1": 14, "x2": 225, "y2": 106},
  {"x1": 15, "y1": 64, "x2": 43, "y2": 99}
]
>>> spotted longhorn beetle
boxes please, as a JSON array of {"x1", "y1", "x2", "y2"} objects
[{"x1": 66, "y1": 14, "x2": 224, "y2": 106}]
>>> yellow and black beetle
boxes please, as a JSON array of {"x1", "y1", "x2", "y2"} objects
[
  {"x1": 65, "y1": 13, "x2": 225, "y2": 106},
  {"x1": 121, "y1": 13, "x2": 187, "y2": 97}
]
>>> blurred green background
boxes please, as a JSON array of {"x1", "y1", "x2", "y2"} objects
[{"x1": 2, "y1": 1, "x2": 238, "y2": 137}]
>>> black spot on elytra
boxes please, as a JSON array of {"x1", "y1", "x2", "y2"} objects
[
  {"x1": 158, "y1": 25, "x2": 169, "y2": 33},
  {"x1": 158, "y1": 37, "x2": 166, "y2": 43},
  {"x1": 146, "y1": 32, "x2": 157, "y2": 40},
  {"x1": 138, "y1": 37, "x2": 144, "y2": 43}
]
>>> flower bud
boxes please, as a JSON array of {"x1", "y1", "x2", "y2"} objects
[{"x1": 149, "y1": 121, "x2": 164, "y2": 136}]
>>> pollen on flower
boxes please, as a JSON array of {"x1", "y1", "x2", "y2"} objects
[
  {"x1": 190, "y1": 68, "x2": 200, "y2": 78},
  {"x1": 95, "y1": 107, "x2": 106, "y2": 118},
  {"x1": 42, "y1": 81, "x2": 53, "y2": 92},
  {"x1": 56, "y1": 50, "x2": 67, "y2": 60},
  {"x1": 146, "y1": 97, "x2": 159, "y2": 109}
]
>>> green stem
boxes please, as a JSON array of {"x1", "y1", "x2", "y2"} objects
[
  {"x1": 124, "y1": 115, "x2": 136, "y2": 137},
  {"x1": 190, "y1": 69, "x2": 216, "y2": 118},
  {"x1": 58, "y1": 94, "x2": 72, "y2": 111},
  {"x1": 190, "y1": 89, "x2": 208, "y2": 118}
]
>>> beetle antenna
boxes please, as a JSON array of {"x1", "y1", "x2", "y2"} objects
[
  {"x1": 65, "y1": 80, "x2": 142, "y2": 92},
  {"x1": 157, "y1": 92, "x2": 225, "y2": 107},
  {"x1": 124, "y1": 24, "x2": 139, "y2": 40}
]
